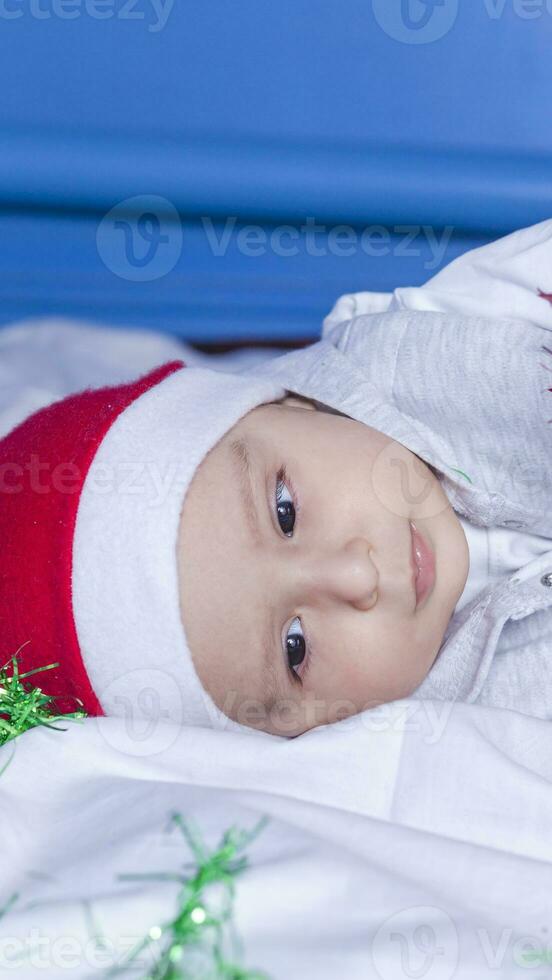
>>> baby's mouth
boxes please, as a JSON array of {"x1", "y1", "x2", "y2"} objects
[{"x1": 409, "y1": 521, "x2": 436, "y2": 608}]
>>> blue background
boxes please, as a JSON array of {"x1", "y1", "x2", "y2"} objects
[{"x1": 1, "y1": 0, "x2": 551, "y2": 343}]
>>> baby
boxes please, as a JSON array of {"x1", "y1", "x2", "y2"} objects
[
  {"x1": 3, "y1": 218, "x2": 552, "y2": 739},
  {"x1": 178, "y1": 216, "x2": 552, "y2": 735}
]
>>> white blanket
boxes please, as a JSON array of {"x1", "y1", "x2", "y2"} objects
[{"x1": 1, "y1": 313, "x2": 551, "y2": 979}]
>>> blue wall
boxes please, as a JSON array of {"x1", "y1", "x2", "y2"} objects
[{"x1": 1, "y1": 1, "x2": 551, "y2": 342}]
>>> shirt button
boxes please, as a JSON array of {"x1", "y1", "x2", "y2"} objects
[{"x1": 540, "y1": 572, "x2": 552, "y2": 587}]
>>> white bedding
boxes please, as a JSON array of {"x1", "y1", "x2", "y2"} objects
[{"x1": 1, "y1": 316, "x2": 551, "y2": 979}]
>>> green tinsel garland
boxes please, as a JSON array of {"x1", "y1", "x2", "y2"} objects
[
  {"x1": 0, "y1": 641, "x2": 87, "y2": 745},
  {"x1": 103, "y1": 812, "x2": 272, "y2": 979},
  {"x1": 0, "y1": 646, "x2": 272, "y2": 980}
]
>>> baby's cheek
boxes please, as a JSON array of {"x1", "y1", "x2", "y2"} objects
[
  {"x1": 393, "y1": 633, "x2": 440, "y2": 698},
  {"x1": 348, "y1": 630, "x2": 429, "y2": 706},
  {"x1": 316, "y1": 616, "x2": 435, "y2": 713},
  {"x1": 327, "y1": 649, "x2": 395, "y2": 712},
  {"x1": 369, "y1": 440, "x2": 443, "y2": 522}
]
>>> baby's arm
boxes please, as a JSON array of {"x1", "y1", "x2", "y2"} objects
[
  {"x1": 323, "y1": 218, "x2": 552, "y2": 337},
  {"x1": 322, "y1": 289, "x2": 392, "y2": 336}
]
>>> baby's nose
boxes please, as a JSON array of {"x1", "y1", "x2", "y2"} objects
[{"x1": 309, "y1": 537, "x2": 378, "y2": 611}]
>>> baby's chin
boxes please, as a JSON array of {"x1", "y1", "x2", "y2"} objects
[
  {"x1": 412, "y1": 514, "x2": 469, "y2": 662},
  {"x1": 435, "y1": 505, "x2": 470, "y2": 610}
]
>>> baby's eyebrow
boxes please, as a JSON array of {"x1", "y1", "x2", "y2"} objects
[
  {"x1": 229, "y1": 438, "x2": 261, "y2": 546},
  {"x1": 228, "y1": 437, "x2": 294, "y2": 714},
  {"x1": 261, "y1": 634, "x2": 294, "y2": 714}
]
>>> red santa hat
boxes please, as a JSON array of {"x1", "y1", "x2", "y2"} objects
[{"x1": 0, "y1": 358, "x2": 285, "y2": 731}]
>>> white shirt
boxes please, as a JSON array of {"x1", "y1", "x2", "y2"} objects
[{"x1": 454, "y1": 516, "x2": 552, "y2": 615}]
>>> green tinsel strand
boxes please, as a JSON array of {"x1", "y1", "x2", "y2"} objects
[
  {"x1": 0, "y1": 641, "x2": 87, "y2": 758},
  {"x1": 448, "y1": 466, "x2": 473, "y2": 484},
  {"x1": 0, "y1": 647, "x2": 272, "y2": 980},
  {"x1": 103, "y1": 812, "x2": 272, "y2": 980},
  {"x1": 0, "y1": 892, "x2": 19, "y2": 922}
]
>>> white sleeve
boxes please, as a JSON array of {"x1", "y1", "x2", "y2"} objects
[
  {"x1": 322, "y1": 218, "x2": 552, "y2": 337},
  {"x1": 321, "y1": 289, "x2": 392, "y2": 338},
  {"x1": 390, "y1": 217, "x2": 552, "y2": 329}
]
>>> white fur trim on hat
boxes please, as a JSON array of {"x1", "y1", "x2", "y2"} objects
[{"x1": 72, "y1": 365, "x2": 286, "y2": 733}]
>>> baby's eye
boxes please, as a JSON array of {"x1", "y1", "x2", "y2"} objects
[
  {"x1": 285, "y1": 616, "x2": 306, "y2": 675},
  {"x1": 275, "y1": 474, "x2": 295, "y2": 536}
]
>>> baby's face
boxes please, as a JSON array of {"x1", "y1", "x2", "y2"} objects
[{"x1": 177, "y1": 395, "x2": 469, "y2": 738}]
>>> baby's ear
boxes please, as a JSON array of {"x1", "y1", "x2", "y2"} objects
[{"x1": 277, "y1": 393, "x2": 317, "y2": 411}]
